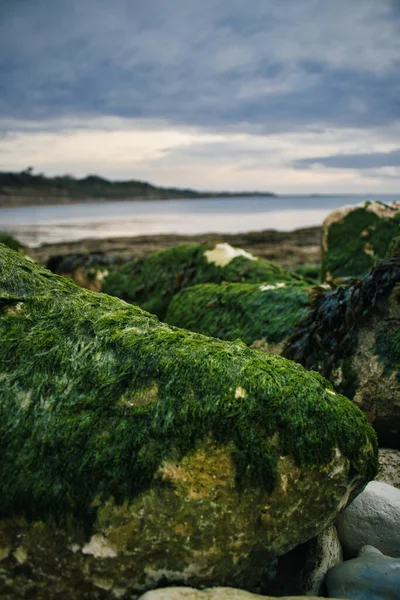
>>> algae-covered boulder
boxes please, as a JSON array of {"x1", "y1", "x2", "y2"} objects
[
  {"x1": 0, "y1": 232, "x2": 25, "y2": 253},
  {"x1": 102, "y1": 242, "x2": 300, "y2": 319},
  {"x1": 165, "y1": 281, "x2": 311, "y2": 354},
  {"x1": 46, "y1": 252, "x2": 126, "y2": 291},
  {"x1": 0, "y1": 244, "x2": 377, "y2": 598},
  {"x1": 285, "y1": 257, "x2": 400, "y2": 448},
  {"x1": 321, "y1": 200, "x2": 400, "y2": 280}
]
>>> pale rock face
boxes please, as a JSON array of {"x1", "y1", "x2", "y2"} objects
[
  {"x1": 335, "y1": 481, "x2": 400, "y2": 558},
  {"x1": 376, "y1": 449, "x2": 400, "y2": 489},
  {"x1": 204, "y1": 243, "x2": 257, "y2": 267}
]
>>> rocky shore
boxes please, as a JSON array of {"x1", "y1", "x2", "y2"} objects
[{"x1": 0, "y1": 200, "x2": 399, "y2": 599}]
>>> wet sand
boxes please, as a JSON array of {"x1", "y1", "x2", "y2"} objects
[{"x1": 29, "y1": 226, "x2": 321, "y2": 269}]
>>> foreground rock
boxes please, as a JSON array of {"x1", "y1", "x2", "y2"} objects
[
  {"x1": 335, "y1": 481, "x2": 400, "y2": 558},
  {"x1": 139, "y1": 587, "x2": 342, "y2": 600},
  {"x1": 326, "y1": 545, "x2": 400, "y2": 600},
  {"x1": 0, "y1": 244, "x2": 377, "y2": 598},
  {"x1": 165, "y1": 281, "x2": 311, "y2": 353},
  {"x1": 102, "y1": 242, "x2": 301, "y2": 319},
  {"x1": 321, "y1": 200, "x2": 400, "y2": 280},
  {"x1": 285, "y1": 258, "x2": 400, "y2": 447}
]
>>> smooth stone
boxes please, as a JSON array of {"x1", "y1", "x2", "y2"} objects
[
  {"x1": 139, "y1": 587, "x2": 342, "y2": 600},
  {"x1": 336, "y1": 481, "x2": 400, "y2": 558},
  {"x1": 326, "y1": 545, "x2": 400, "y2": 599}
]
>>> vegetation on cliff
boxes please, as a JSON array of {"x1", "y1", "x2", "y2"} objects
[{"x1": 0, "y1": 169, "x2": 275, "y2": 207}]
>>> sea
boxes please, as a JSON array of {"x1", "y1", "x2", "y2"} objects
[{"x1": 0, "y1": 194, "x2": 399, "y2": 248}]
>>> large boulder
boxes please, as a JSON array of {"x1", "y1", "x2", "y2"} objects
[
  {"x1": 101, "y1": 242, "x2": 300, "y2": 319},
  {"x1": 0, "y1": 244, "x2": 377, "y2": 598},
  {"x1": 284, "y1": 258, "x2": 400, "y2": 447},
  {"x1": 165, "y1": 281, "x2": 311, "y2": 354},
  {"x1": 321, "y1": 200, "x2": 400, "y2": 280},
  {"x1": 335, "y1": 482, "x2": 400, "y2": 558}
]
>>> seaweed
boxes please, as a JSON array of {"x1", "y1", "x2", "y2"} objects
[
  {"x1": 0, "y1": 244, "x2": 377, "y2": 526},
  {"x1": 284, "y1": 257, "x2": 400, "y2": 395},
  {"x1": 102, "y1": 242, "x2": 301, "y2": 319},
  {"x1": 322, "y1": 203, "x2": 400, "y2": 279},
  {"x1": 166, "y1": 281, "x2": 311, "y2": 346}
]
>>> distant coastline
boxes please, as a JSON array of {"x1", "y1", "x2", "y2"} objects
[{"x1": 0, "y1": 169, "x2": 276, "y2": 209}]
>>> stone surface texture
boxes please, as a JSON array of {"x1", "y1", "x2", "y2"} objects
[
  {"x1": 139, "y1": 587, "x2": 342, "y2": 600},
  {"x1": 335, "y1": 481, "x2": 400, "y2": 558},
  {"x1": 376, "y1": 449, "x2": 400, "y2": 489},
  {"x1": 325, "y1": 545, "x2": 400, "y2": 600}
]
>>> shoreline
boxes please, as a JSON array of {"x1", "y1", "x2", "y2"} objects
[
  {"x1": 0, "y1": 193, "x2": 277, "y2": 210},
  {"x1": 28, "y1": 226, "x2": 321, "y2": 270}
]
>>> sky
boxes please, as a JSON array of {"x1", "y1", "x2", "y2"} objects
[{"x1": 0, "y1": 0, "x2": 399, "y2": 193}]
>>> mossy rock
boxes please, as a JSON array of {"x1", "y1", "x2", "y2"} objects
[
  {"x1": 165, "y1": 281, "x2": 311, "y2": 353},
  {"x1": 46, "y1": 252, "x2": 127, "y2": 291},
  {"x1": 321, "y1": 201, "x2": 400, "y2": 280},
  {"x1": 285, "y1": 257, "x2": 400, "y2": 448},
  {"x1": 0, "y1": 232, "x2": 25, "y2": 253},
  {"x1": 0, "y1": 244, "x2": 377, "y2": 597},
  {"x1": 102, "y1": 242, "x2": 301, "y2": 319}
]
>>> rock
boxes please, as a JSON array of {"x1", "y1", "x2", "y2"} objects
[
  {"x1": 376, "y1": 449, "x2": 400, "y2": 489},
  {"x1": 321, "y1": 200, "x2": 400, "y2": 280},
  {"x1": 0, "y1": 244, "x2": 378, "y2": 598},
  {"x1": 46, "y1": 252, "x2": 126, "y2": 292},
  {"x1": 335, "y1": 481, "x2": 400, "y2": 558},
  {"x1": 139, "y1": 587, "x2": 342, "y2": 600},
  {"x1": 262, "y1": 525, "x2": 342, "y2": 596},
  {"x1": 101, "y1": 242, "x2": 300, "y2": 319},
  {"x1": 284, "y1": 258, "x2": 400, "y2": 448},
  {"x1": 0, "y1": 232, "x2": 25, "y2": 253},
  {"x1": 165, "y1": 281, "x2": 311, "y2": 351},
  {"x1": 325, "y1": 545, "x2": 400, "y2": 600}
]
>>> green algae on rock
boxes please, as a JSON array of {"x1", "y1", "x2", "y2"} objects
[
  {"x1": 0, "y1": 244, "x2": 378, "y2": 597},
  {"x1": 321, "y1": 201, "x2": 400, "y2": 280},
  {"x1": 101, "y1": 242, "x2": 300, "y2": 319},
  {"x1": 165, "y1": 281, "x2": 311, "y2": 353},
  {"x1": 285, "y1": 257, "x2": 400, "y2": 448},
  {"x1": 0, "y1": 232, "x2": 25, "y2": 253}
]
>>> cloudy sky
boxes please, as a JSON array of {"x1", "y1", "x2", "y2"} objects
[{"x1": 0, "y1": 0, "x2": 399, "y2": 193}]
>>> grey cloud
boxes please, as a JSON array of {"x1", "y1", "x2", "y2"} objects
[
  {"x1": 0, "y1": 0, "x2": 399, "y2": 135},
  {"x1": 294, "y1": 149, "x2": 400, "y2": 170}
]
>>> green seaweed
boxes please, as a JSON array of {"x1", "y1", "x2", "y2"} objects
[
  {"x1": 0, "y1": 244, "x2": 377, "y2": 527},
  {"x1": 285, "y1": 258, "x2": 400, "y2": 397},
  {"x1": 322, "y1": 203, "x2": 400, "y2": 279},
  {"x1": 165, "y1": 281, "x2": 311, "y2": 346},
  {"x1": 102, "y1": 243, "x2": 301, "y2": 319},
  {"x1": 0, "y1": 232, "x2": 24, "y2": 253}
]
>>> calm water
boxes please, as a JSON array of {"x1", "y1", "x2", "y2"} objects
[{"x1": 1, "y1": 194, "x2": 399, "y2": 247}]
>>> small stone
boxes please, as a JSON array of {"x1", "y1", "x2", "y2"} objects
[{"x1": 325, "y1": 545, "x2": 400, "y2": 600}]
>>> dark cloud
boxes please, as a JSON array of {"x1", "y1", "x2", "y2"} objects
[
  {"x1": 294, "y1": 148, "x2": 400, "y2": 170},
  {"x1": 0, "y1": 0, "x2": 399, "y2": 134}
]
